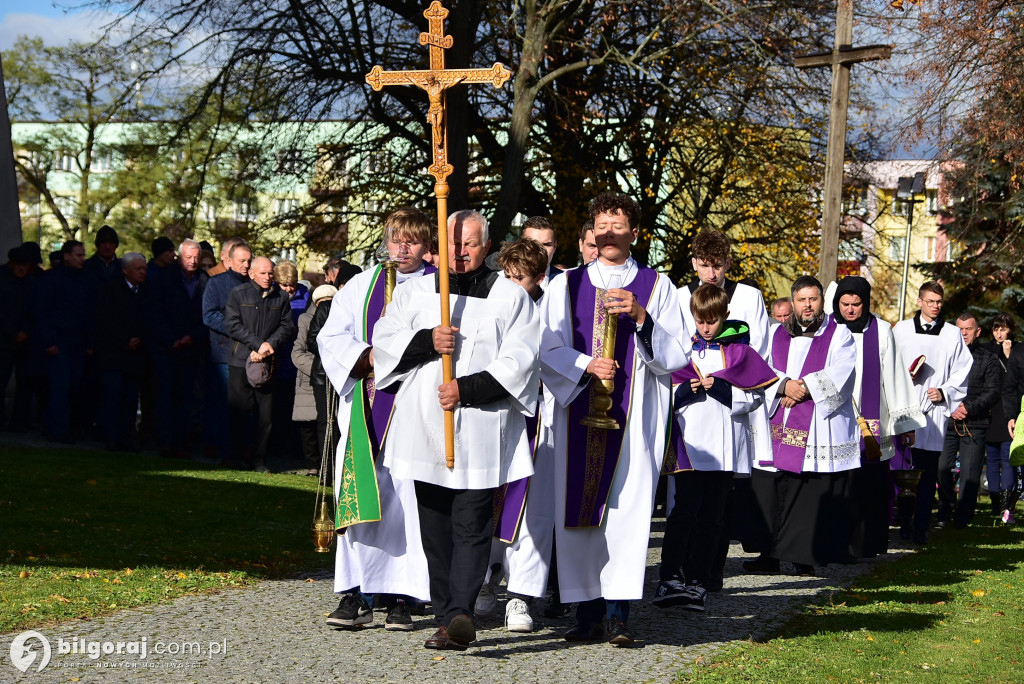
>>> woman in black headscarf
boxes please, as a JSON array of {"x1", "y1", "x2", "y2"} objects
[
  {"x1": 832, "y1": 276, "x2": 872, "y2": 333},
  {"x1": 832, "y1": 275, "x2": 926, "y2": 556}
]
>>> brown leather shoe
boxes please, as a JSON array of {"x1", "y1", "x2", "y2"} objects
[
  {"x1": 446, "y1": 614, "x2": 476, "y2": 647},
  {"x1": 424, "y1": 626, "x2": 467, "y2": 651},
  {"x1": 424, "y1": 626, "x2": 453, "y2": 650}
]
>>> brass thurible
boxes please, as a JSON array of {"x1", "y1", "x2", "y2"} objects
[
  {"x1": 312, "y1": 499, "x2": 335, "y2": 553},
  {"x1": 581, "y1": 292, "x2": 621, "y2": 430}
]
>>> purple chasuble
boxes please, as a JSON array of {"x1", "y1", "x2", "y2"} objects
[
  {"x1": 765, "y1": 315, "x2": 837, "y2": 473},
  {"x1": 362, "y1": 263, "x2": 437, "y2": 455},
  {"x1": 563, "y1": 264, "x2": 658, "y2": 528},
  {"x1": 666, "y1": 338, "x2": 779, "y2": 472}
]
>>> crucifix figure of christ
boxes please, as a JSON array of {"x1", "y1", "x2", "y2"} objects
[
  {"x1": 365, "y1": 0, "x2": 511, "y2": 469},
  {"x1": 794, "y1": 0, "x2": 890, "y2": 285}
]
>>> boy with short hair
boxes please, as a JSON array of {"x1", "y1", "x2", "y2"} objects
[{"x1": 655, "y1": 283, "x2": 777, "y2": 609}]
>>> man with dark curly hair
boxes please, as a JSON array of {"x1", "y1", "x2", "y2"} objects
[{"x1": 542, "y1": 192, "x2": 689, "y2": 645}]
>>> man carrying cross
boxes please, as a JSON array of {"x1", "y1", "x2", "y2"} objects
[{"x1": 372, "y1": 210, "x2": 540, "y2": 651}]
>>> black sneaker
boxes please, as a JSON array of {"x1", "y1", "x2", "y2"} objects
[
  {"x1": 605, "y1": 617, "x2": 634, "y2": 646},
  {"x1": 326, "y1": 594, "x2": 373, "y2": 628},
  {"x1": 652, "y1": 577, "x2": 689, "y2": 608},
  {"x1": 384, "y1": 601, "x2": 414, "y2": 631},
  {"x1": 679, "y1": 581, "x2": 708, "y2": 611}
]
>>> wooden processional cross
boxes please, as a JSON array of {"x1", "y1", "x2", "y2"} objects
[
  {"x1": 794, "y1": 0, "x2": 890, "y2": 284},
  {"x1": 365, "y1": 1, "x2": 512, "y2": 469}
]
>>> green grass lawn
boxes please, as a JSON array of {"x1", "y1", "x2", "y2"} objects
[
  {"x1": 682, "y1": 522, "x2": 1024, "y2": 683},
  {"x1": 1, "y1": 447, "x2": 325, "y2": 632}
]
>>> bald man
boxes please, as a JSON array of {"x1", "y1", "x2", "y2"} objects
[{"x1": 224, "y1": 255, "x2": 296, "y2": 472}]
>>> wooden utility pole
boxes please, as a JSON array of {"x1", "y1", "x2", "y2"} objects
[
  {"x1": 795, "y1": 0, "x2": 890, "y2": 284},
  {"x1": 365, "y1": 1, "x2": 511, "y2": 469}
]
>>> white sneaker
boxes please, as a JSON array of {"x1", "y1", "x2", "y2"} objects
[{"x1": 505, "y1": 598, "x2": 534, "y2": 632}]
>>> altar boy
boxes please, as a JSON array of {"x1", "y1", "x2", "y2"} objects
[{"x1": 655, "y1": 284, "x2": 777, "y2": 609}]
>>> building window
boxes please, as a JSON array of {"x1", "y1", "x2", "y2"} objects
[
  {"x1": 275, "y1": 198, "x2": 300, "y2": 216},
  {"x1": 53, "y1": 196, "x2": 76, "y2": 216},
  {"x1": 926, "y1": 189, "x2": 939, "y2": 214},
  {"x1": 838, "y1": 235, "x2": 864, "y2": 261},
  {"x1": 889, "y1": 235, "x2": 906, "y2": 261},
  {"x1": 201, "y1": 202, "x2": 217, "y2": 223},
  {"x1": 53, "y1": 150, "x2": 76, "y2": 172},
  {"x1": 365, "y1": 150, "x2": 390, "y2": 174},
  {"x1": 922, "y1": 236, "x2": 937, "y2": 262},
  {"x1": 890, "y1": 193, "x2": 911, "y2": 218},
  {"x1": 276, "y1": 149, "x2": 304, "y2": 175},
  {"x1": 234, "y1": 200, "x2": 257, "y2": 221},
  {"x1": 90, "y1": 150, "x2": 115, "y2": 173},
  {"x1": 842, "y1": 186, "x2": 868, "y2": 217}
]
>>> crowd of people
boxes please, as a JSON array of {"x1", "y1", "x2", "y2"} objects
[
  {"x1": 2, "y1": 193, "x2": 1022, "y2": 652},
  {"x1": 0, "y1": 226, "x2": 366, "y2": 474}
]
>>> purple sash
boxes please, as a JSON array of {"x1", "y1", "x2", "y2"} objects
[
  {"x1": 666, "y1": 340, "x2": 779, "y2": 472},
  {"x1": 858, "y1": 320, "x2": 882, "y2": 461},
  {"x1": 766, "y1": 316, "x2": 837, "y2": 473},
  {"x1": 563, "y1": 264, "x2": 658, "y2": 528},
  {"x1": 492, "y1": 404, "x2": 540, "y2": 542},
  {"x1": 362, "y1": 263, "x2": 436, "y2": 455}
]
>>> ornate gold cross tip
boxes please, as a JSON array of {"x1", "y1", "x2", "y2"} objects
[{"x1": 364, "y1": 1, "x2": 511, "y2": 184}]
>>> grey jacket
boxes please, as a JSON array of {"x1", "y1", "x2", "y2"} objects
[{"x1": 291, "y1": 309, "x2": 317, "y2": 421}]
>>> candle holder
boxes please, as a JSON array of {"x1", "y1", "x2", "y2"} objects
[{"x1": 581, "y1": 288, "x2": 621, "y2": 430}]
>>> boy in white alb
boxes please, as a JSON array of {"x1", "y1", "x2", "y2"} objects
[{"x1": 655, "y1": 284, "x2": 777, "y2": 609}]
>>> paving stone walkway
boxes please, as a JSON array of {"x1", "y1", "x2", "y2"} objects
[{"x1": 3, "y1": 517, "x2": 911, "y2": 684}]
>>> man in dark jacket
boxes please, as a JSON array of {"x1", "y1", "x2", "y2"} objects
[
  {"x1": 94, "y1": 252, "x2": 148, "y2": 451},
  {"x1": 83, "y1": 225, "x2": 121, "y2": 291},
  {"x1": 202, "y1": 241, "x2": 252, "y2": 459},
  {"x1": 36, "y1": 240, "x2": 92, "y2": 442},
  {"x1": 0, "y1": 244, "x2": 41, "y2": 431},
  {"x1": 149, "y1": 239, "x2": 209, "y2": 459},
  {"x1": 224, "y1": 256, "x2": 295, "y2": 472},
  {"x1": 937, "y1": 311, "x2": 1002, "y2": 527}
]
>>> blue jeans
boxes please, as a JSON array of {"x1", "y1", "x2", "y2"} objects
[
  {"x1": 576, "y1": 598, "x2": 630, "y2": 625},
  {"x1": 986, "y1": 441, "x2": 1013, "y2": 492}
]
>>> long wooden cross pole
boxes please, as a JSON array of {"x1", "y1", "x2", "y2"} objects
[
  {"x1": 794, "y1": 0, "x2": 890, "y2": 285},
  {"x1": 365, "y1": 1, "x2": 511, "y2": 469}
]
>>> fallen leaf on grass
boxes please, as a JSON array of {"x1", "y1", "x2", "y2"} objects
[
  {"x1": 50, "y1": 595, "x2": 70, "y2": 603},
  {"x1": 994, "y1": 611, "x2": 1005, "y2": 616},
  {"x1": 973, "y1": 639, "x2": 981, "y2": 644},
  {"x1": 85, "y1": 479, "x2": 97, "y2": 485},
  {"x1": 432, "y1": 656, "x2": 445, "y2": 661},
  {"x1": 972, "y1": 590, "x2": 986, "y2": 597},
  {"x1": 19, "y1": 570, "x2": 30, "y2": 579},
  {"x1": 305, "y1": 577, "x2": 315, "y2": 583}
]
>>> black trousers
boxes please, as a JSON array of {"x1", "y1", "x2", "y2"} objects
[
  {"x1": 912, "y1": 448, "x2": 940, "y2": 537},
  {"x1": 661, "y1": 470, "x2": 733, "y2": 584},
  {"x1": 414, "y1": 481, "x2": 494, "y2": 626},
  {"x1": 313, "y1": 383, "x2": 342, "y2": 466},
  {"x1": 937, "y1": 425, "x2": 987, "y2": 526},
  {"x1": 228, "y1": 365, "x2": 273, "y2": 466}
]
